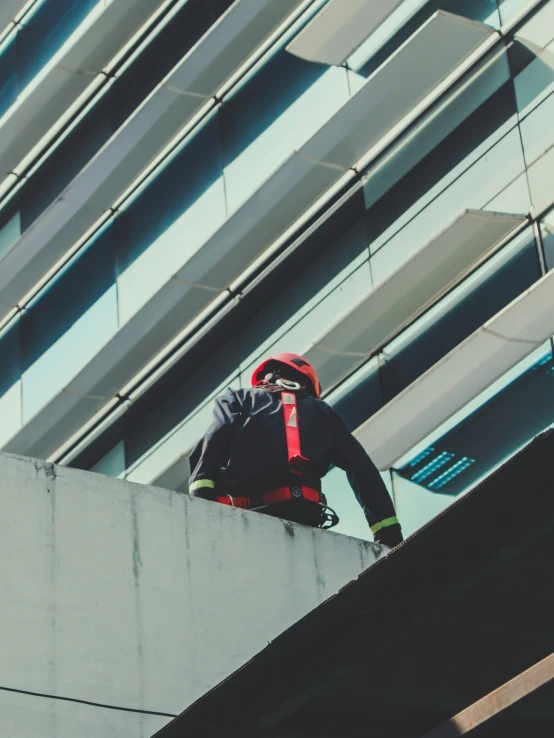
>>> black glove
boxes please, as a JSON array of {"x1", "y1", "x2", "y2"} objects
[{"x1": 373, "y1": 523, "x2": 403, "y2": 548}]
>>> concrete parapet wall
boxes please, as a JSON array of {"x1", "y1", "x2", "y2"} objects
[{"x1": 0, "y1": 452, "x2": 384, "y2": 736}]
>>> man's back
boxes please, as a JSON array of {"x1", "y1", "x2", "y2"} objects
[
  {"x1": 223, "y1": 386, "x2": 336, "y2": 490},
  {"x1": 188, "y1": 352, "x2": 403, "y2": 545}
]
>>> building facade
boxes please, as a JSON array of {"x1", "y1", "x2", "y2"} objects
[{"x1": 0, "y1": 0, "x2": 553, "y2": 540}]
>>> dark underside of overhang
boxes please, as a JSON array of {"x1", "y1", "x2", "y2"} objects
[{"x1": 154, "y1": 429, "x2": 554, "y2": 738}]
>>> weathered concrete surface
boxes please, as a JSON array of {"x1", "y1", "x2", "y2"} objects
[
  {"x1": 0, "y1": 452, "x2": 385, "y2": 735},
  {"x1": 0, "y1": 690, "x2": 168, "y2": 738}
]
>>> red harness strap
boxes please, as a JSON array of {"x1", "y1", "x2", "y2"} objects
[
  {"x1": 281, "y1": 391, "x2": 310, "y2": 471},
  {"x1": 214, "y1": 389, "x2": 323, "y2": 510},
  {"x1": 214, "y1": 486, "x2": 324, "y2": 509}
]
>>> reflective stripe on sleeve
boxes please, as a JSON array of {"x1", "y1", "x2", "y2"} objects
[
  {"x1": 189, "y1": 479, "x2": 215, "y2": 493},
  {"x1": 370, "y1": 516, "x2": 399, "y2": 534}
]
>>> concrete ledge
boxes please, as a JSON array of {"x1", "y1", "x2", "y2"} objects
[{"x1": 0, "y1": 452, "x2": 384, "y2": 736}]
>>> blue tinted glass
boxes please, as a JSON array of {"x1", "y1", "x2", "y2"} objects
[
  {"x1": 510, "y1": 40, "x2": 554, "y2": 118},
  {"x1": 90, "y1": 442, "x2": 126, "y2": 477},
  {"x1": 17, "y1": 0, "x2": 235, "y2": 231},
  {"x1": 332, "y1": 366, "x2": 382, "y2": 433},
  {"x1": 17, "y1": 0, "x2": 98, "y2": 91},
  {"x1": 108, "y1": 0, "x2": 235, "y2": 132},
  {"x1": 0, "y1": 210, "x2": 21, "y2": 259},
  {"x1": 0, "y1": 40, "x2": 18, "y2": 119},
  {"x1": 115, "y1": 115, "x2": 223, "y2": 274},
  {"x1": 0, "y1": 320, "x2": 21, "y2": 446},
  {"x1": 220, "y1": 48, "x2": 348, "y2": 213},
  {"x1": 125, "y1": 361, "x2": 239, "y2": 469},
  {"x1": 363, "y1": 78, "x2": 517, "y2": 252},
  {"x1": 499, "y1": 0, "x2": 541, "y2": 25},
  {"x1": 380, "y1": 234, "x2": 541, "y2": 402},
  {"x1": 21, "y1": 105, "x2": 114, "y2": 230},
  {"x1": 219, "y1": 49, "x2": 326, "y2": 167},
  {"x1": 0, "y1": 321, "x2": 20, "y2": 397},
  {"x1": 398, "y1": 351, "x2": 554, "y2": 496},
  {"x1": 117, "y1": 189, "x2": 369, "y2": 468},
  {"x1": 21, "y1": 224, "x2": 116, "y2": 372},
  {"x1": 543, "y1": 213, "x2": 554, "y2": 270},
  {"x1": 235, "y1": 196, "x2": 370, "y2": 369}
]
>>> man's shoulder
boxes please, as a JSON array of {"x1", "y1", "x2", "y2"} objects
[
  {"x1": 216, "y1": 385, "x2": 246, "y2": 401},
  {"x1": 312, "y1": 396, "x2": 333, "y2": 413},
  {"x1": 216, "y1": 386, "x2": 260, "y2": 404}
]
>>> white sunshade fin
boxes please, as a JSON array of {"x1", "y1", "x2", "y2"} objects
[
  {"x1": 298, "y1": 11, "x2": 497, "y2": 173},
  {"x1": 0, "y1": 12, "x2": 501, "y2": 460},
  {"x1": 305, "y1": 210, "x2": 526, "y2": 393},
  {"x1": 0, "y1": 0, "x2": 309, "y2": 327},
  {"x1": 286, "y1": 0, "x2": 408, "y2": 66},
  {"x1": 355, "y1": 267, "x2": 554, "y2": 470},
  {"x1": 0, "y1": 0, "x2": 28, "y2": 36}
]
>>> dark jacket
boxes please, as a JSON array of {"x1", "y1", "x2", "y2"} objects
[{"x1": 189, "y1": 385, "x2": 401, "y2": 538}]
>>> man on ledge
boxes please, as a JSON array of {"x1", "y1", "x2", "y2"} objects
[{"x1": 189, "y1": 352, "x2": 403, "y2": 547}]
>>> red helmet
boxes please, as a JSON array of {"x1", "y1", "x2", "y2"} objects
[{"x1": 251, "y1": 352, "x2": 321, "y2": 398}]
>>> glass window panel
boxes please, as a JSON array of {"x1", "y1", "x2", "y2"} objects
[
  {"x1": 235, "y1": 192, "x2": 369, "y2": 367},
  {"x1": 120, "y1": 198, "x2": 371, "y2": 479},
  {"x1": 220, "y1": 49, "x2": 349, "y2": 214},
  {"x1": 115, "y1": 115, "x2": 226, "y2": 324},
  {"x1": 22, "y1": 286, "x2": 118, "y2": 422},
  {"x1": 16, "y1": 0, "x2": 235, "y2": 231},
  {"x1": 0, "y1": 39, "x2": 17, "y2": 119},
  {"x1": 239, "y1": 253, "x2": 372, "y2": 379},
  {"x1": 526, "y1": 142, "x2": 554, "y2": 212},
  {"x1": 396, "y1": 343, "x2": 552, "y2": 474},
  {"x1": 347, "y1": 0, "x2": 427, "y2": 73},
  {"x1": 0, "y1": 320, "x2": 20, "y2": 397},
  {"x1": 395, "y1": 343, "x2": 553, "y2": 500},
  {"x1": 379, "y1": 229, "x2": 541, "y2": 403},
  {"x1": 511, "y1": 1, "x2": 554, "y2": 46},
  {"x1": 0, "y1": 211, "x2": 20, "y2": 260},
  {"x1": 20, "y1": 226, "x2": 117, "y2": 421},
  {"x1": 240, "y1": 258, "x2": 372, "y2": 381},
  {"x1": 16, "y1": 0, "x2": 98, "y2": 91},
  {"x1": 519, "y1": 86, "x2": 554, "y2": 165},
  {"x1": 541, "y1": 208, "x2": 554, "y2": 271},
  {"x1": 0, "y1": 320, "x2": 22, "y2": 446},
  {"x1": 0, "y1": 380, "x2": 22, "y2": 447},
  {"x1": 20, "y1": 104, "x2": 114, "y2": 231},
  {"x1": 361, "y1": 47, "x2": 514, "y2": 211},
  {"x1": 328, "y1": 357, "x2": 382, "y2": 432},
  {"x1": 125, "y1": 351, "x2": 240, "y2": 471},
  {"x1": 484, "y1": 171, "x2": 531, "y2": 213},
  {"x1": 90, "y1": 441, "x2": 126, "y2": 478},
  {"x1": 126, "y1": 372, "x2": 239, "y2": 483},
  {"x1": 118, "y1": 193, "x2": 367, "y2": 474},
  {"x1": 498, "y1": 0, "x2": 533, "y2": 26},
  {"x1": 392, "y1": 472, "x2": 456, "y2": 538},
  {"x1": 370, "y1": 128, "x2": 527, "y2": 281},
  {"x1": 510, "y1": 1, "x2": 554, "y2": 118},
  {"x1": 21, "y1": 226, "x2": 116, "y2": 370},
  {"x1": 511, "y1": 37, "x2": 554, "y2": 118},
  {"x1": 220, "y1": 49, "x2": 326, "y2": 166},
  {"x1": 107, "y1": 0, "x2": 235, "y2": 132},
  {"x1": 323, "y1": 466, "x2": 374, "y2": 541},
  {"x1": 352, "y1": 0, "x2": 500, "y2": 79}
]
